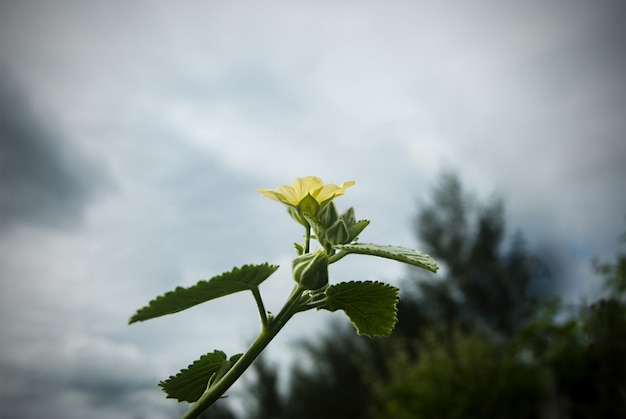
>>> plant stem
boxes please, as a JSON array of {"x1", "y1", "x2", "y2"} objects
[
  {"x1": 328, "y1": 249, "x2": 349, "y2": 264},
  {"x1": 181, "y1": 285, "x2": 305, "y2": 419},
  {"x1": 304, "y1": 226, "x2": 311, "y2": 253},
  {"x1": 251, "y1": 287, "x2": 268, "y2": 330}
]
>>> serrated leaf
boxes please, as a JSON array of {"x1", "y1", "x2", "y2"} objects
[
  {"x1": 319, "y1": 281, "x2": 399, "y2": 337},
  {"x1": 129, "y1": 263, "x2": 278, "y2": 323},
  {"x1": 159, "y1": 350, "x2": 242, "y2": 402},
  {"x1": 333, "y1": 243, "x2": 438, "y2": 273}
]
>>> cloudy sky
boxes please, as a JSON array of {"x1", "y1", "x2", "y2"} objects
[{"x1": 1, "y1": 1, "x2": 625, "y2": 418}]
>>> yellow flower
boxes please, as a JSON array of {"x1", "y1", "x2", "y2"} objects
[
  {"x1": 258, "y1": 176, "x2": 355, "y2": 207},
  {"x1": 258, "y1": 177, "x2": 355, "y2": 227}
]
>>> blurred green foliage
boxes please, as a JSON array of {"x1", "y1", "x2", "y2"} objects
[
  {"x1": 370, "y1": 329, "x2": 547, "y2": 418},
  {"x1": 371, "y1": 294, "x2": 625, "y2": 418}
]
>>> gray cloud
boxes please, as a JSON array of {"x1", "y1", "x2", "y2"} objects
[
  {"x1": 0, "y1": 357, "x2": 169, "y2": 419},
  {"x1": 0, "y1": 69, "x2": 107, "y2": 232}
]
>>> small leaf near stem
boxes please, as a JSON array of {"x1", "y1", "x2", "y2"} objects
[
  {"x1": 160, "y1": 351, "x2": 244, "y2": 403},
  {"x1": 251, "y1": 287, "x2": 268, "y2": 331}
]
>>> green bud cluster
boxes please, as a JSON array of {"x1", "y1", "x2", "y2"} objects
[
  {"x1": 306, "y1": 202, "x2": 370, "y2": 252},
  {"x1": 292, "y1": 249, "x2": 329, "y2": 290}
]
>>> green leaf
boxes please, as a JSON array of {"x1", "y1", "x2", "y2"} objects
[
  {"x1": 319, "y1": 281, "x2": 399, "y2": 337},
  {"x1": 129, "y1": 263, "x2": 279, "y2": 324},
  {"x1": 333, "y1": 243, "x2": 438, "y2": 273},
  {"x1": 159, "y1": 350, "x2": 243, "y2": 403}
]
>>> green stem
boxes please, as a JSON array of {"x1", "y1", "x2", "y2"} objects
[
  {"x1": 181, "y1": 285, "x2": 305, "y2": 419},
  {"x1": 251, "y1": 287, "x2": 268, "y2": 331},
  {"x1": 304, "y1": 226, "x2": 311, "y2": 253},
  {"x1": 328, "y1": 250, "x2": 349, "y2": 264}
]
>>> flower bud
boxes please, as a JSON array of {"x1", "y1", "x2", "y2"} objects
[
  {"x1": 292, "y1": 250, "x2": 329, "y2": 290},
  {"x1": 297, "y1": 193, "x2": 320, "y2": 218},
  {"x1": 324, "y1": 207, "x2": 370, "y2": 245},
  {"x1": 326, "y1": 219, "x2": 351, "y2": 245},
  {"x1": 317, "y1": 201, "x2": 339, "y2": 227},
  {"x1": 340, "y1": 206, "x2": 356, "y2": 226}
]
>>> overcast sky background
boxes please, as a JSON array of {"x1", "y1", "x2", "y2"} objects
[{"x1": 1, "y1": 1, "x2": 625, "y2": 418}]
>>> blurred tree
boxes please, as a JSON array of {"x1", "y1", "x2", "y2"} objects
[
  {"x1": 593, "y1": 231, "x2": 626, "y2": 299},
  {"x1": 244, "y1": 353, "x2": 284, "y2": 419},
  {"x1": 372, "y1": 203, "x2": 626, "y2": 419},
  {"x1": 369, "y1": 329, "x2": 548, "y2": 419},
  {"x1": 409, "y1": 171, "x2": 547, "y2": 337},
  {"x1": 373, "y1": 241, "x2": 626, "y2": 419},
  {"x1": 570, "y1": 237, "x2": 625, "y2": 418},
  {"x1": 516, "y1": 240, "x2": 626, "y2": 418}
]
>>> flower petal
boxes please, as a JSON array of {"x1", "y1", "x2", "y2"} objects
[
  {"x1": 292, "y1": 176, "x2": 324, "y2": 200},
  {"x1": 275, "y1": 184, "x2": 300, "y2": 206},
  {"x1": 258, "y1": 177, "x2": 354, "y2": 208},
  {"x1": 316, "y1": 180, "x2": 355, "y2": 202},
  {"x1": 257, "y1": 188, "x2": 289, "y2": 203}
]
